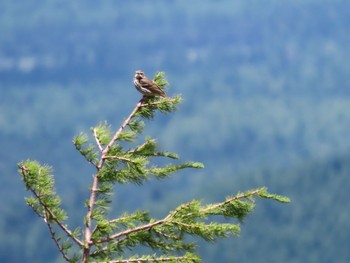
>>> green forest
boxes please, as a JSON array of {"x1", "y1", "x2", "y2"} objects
[{"x1": 1, "y1": 0, "x2": 350, "y2": 262}]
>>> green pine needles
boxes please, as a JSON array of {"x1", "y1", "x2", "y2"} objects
[{"x1": 18, "y1": 72, "x2": 290, "y2": 263}]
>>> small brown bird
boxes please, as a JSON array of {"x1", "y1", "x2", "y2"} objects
[{"x1": 133, "y1": 70, "x2": 166, "y2": 98}]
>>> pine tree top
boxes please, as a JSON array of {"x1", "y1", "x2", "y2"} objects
[{"x1": 18, "y1": 72, "x2": 290, "y2": 262}]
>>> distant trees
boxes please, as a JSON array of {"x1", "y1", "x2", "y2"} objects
[{"x1": 18, "y1": 72, "x2": 289, "y2": 262}]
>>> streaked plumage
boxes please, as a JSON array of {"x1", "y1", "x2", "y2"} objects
[{"x1": 133, "y1": 70, "x2": 166, "y2": 98}]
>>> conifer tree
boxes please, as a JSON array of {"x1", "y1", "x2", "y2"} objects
[{"x1": 18, "y1": 72, "x2": 290, "y2": 263}]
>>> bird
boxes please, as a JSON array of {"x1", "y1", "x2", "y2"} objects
[{"x1": 133, "y1": 70, "x2": 166, "y2": 98}]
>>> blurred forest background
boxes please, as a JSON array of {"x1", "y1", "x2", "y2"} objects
[{"x1": 1, "y1": 0, "x2": 350, "y2": 262}]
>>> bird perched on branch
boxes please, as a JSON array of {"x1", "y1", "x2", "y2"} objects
[{"x1": 133, "y1": 70, "x2": 166, "y2": 98}]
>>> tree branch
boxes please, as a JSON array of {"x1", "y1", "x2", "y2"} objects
[
  {"x1": 20, "y1": 165, "x2": 83, "y2": 247},
  {"x1": 83, "y1": 99, "x2": 145, "y2": 259},
  {"x1": 94, "y1": 189, "x2": 263, "y2": 252},
  {"x1": 97, "y1": 218, "x2": 167, "y2": 243},
  {"x1": 41, "y1": 205, "x2": 83, "y2": 246},
  {"x1": 91, "y1": 255, "x2": 198, "y2": 263},
  {"x1": 103, "y1": 100, "x2": 143, "y2": 156},
  {"x1": 200, "y1": 188, "x2": 262, "y2": 214},
  {"x1": 94, "y1": 191, "x2": 260, "y2": 245},
  {"x1": 45, "y1": 216, "x2": 72, "y2": 262}
]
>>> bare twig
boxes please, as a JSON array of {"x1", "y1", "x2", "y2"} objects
[
  {"x1": 41, "y1": 205, "x2": 83, "y2": 246},
  {"x1": 139, "y1": 98, "x2": 176, "y2": 108},
  {"x1": 103, "y1": 100, "x2": 143, "y2": 155},
  {"x1": 90, "y1": 214, "x2": 136, "y2": 238},
  {"x1": 97, "y1": 218, "x2": 167, "y2": 243},
  {"x1": 93, "y1": 127, "x2": 103, "y2": 152},
  {"x1": 45, "y1": 215, "x2": 72, "y2": 262},
  {"x1": 103, "y1": 155, "x2": 136, "y2": 163}
]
